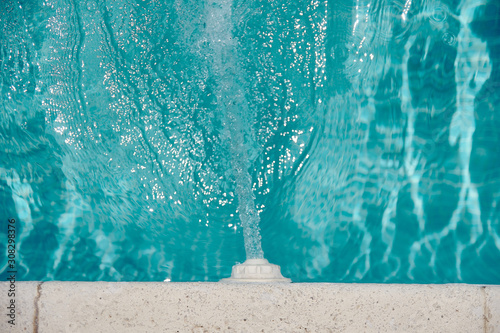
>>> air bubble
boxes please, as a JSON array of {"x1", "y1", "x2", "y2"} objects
[
  {"x1": 430, "y1": 6, "x2": 448, "y2": 23},
  {"x1": 442, "y1": 32, "x2": 456, "y2": 46}
]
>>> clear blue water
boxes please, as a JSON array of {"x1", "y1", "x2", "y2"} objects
[{"x1": 1, "y1": 0, "x2": 499, "y2": 283}]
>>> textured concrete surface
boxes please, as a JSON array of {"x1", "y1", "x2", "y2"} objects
[
  {"x1": 0, "y1": 282, "x2": 498, "y2": 332},
  {"x1": 486, "y1": 286, "x2": 500, "y2": 333},
  {"x1": 0, "y1": 281, "x2": 39, "y2": 333}
]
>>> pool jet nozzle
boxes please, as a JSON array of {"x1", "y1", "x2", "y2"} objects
[{"x1": 220, "y1": 258, "x2": 291, "y2": 283}]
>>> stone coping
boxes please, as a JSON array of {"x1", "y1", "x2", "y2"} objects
[{"x1": 1, "y1": 282, "x2": 498, "y2": 332}]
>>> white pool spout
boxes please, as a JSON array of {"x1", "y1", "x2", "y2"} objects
[{"x1": 221, "y1": 259, "x2": 291, "y2": 283}]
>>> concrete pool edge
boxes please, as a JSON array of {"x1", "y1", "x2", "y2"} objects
[{"x1": 1, "y1": 282, "x2": 499, "y2": 332}]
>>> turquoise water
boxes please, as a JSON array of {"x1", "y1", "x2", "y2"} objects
[{"x1": 1, "y1": 0, "x2": 499, "y2": 283}]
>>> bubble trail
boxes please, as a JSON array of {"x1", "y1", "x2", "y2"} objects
[{"x1": 205, "y1": 0, "x2": 264, "y2": 259}]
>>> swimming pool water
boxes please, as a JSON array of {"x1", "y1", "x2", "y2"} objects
[{"x1": 1, "y1": 0, "x2": 499, "y2": 283}]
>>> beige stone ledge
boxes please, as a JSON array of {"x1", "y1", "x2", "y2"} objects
[
  {"x1": 486, "y1": 286, "x2": 500, "y2": 333},
  {"x1": 1, "y1": 280, "x2": 39, "y2": 332},
  {"x1": 0, "y1": 282, "x2": 498, "y2": 332}
]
